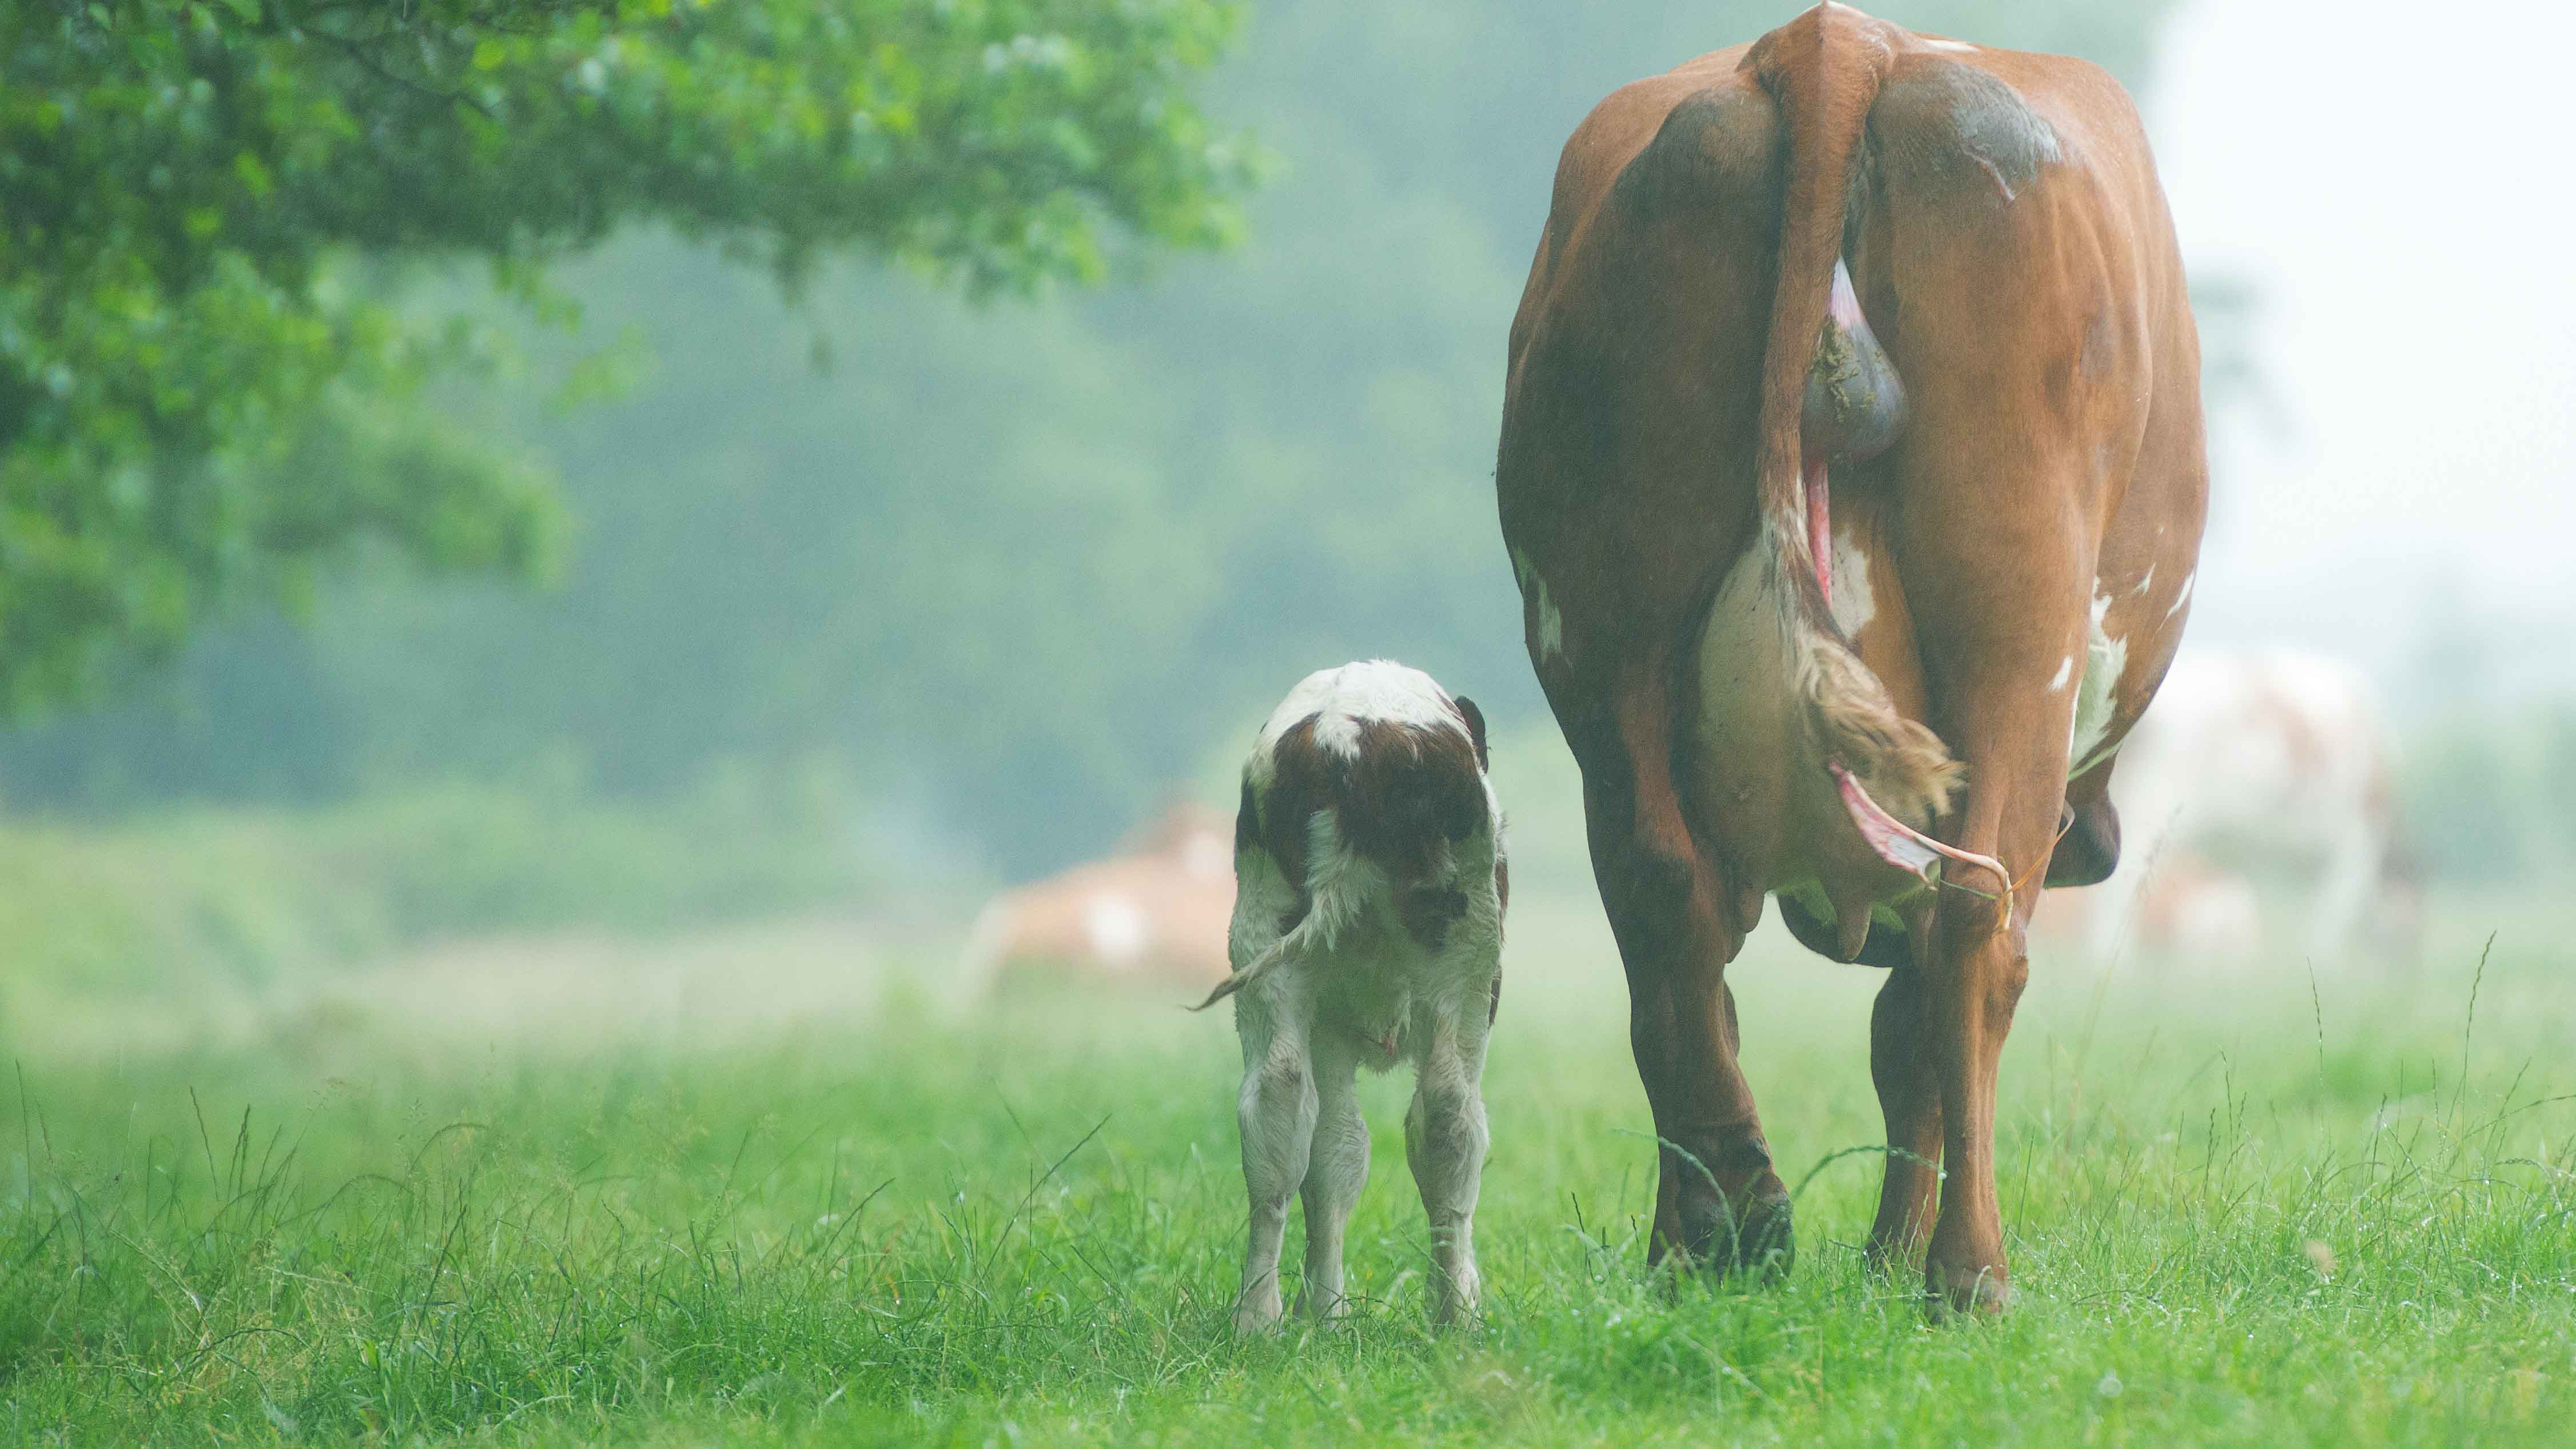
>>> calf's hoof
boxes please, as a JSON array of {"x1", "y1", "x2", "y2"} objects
[
  {"x1": 1232, "y1": 1289, "x2": 1285, "y2": 1335},
  {"x1": 1297, "y1": 1288, "x2": 1355, "y2": 1324},
  {"x1": 1427, "y1": 1264, "x2": 1482, "y2": 1328}
]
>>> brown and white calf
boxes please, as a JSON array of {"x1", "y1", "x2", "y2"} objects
[
  {"x1": 1496, "y1": 4, "x2": 2206, "y2": 1313},
  {"x1": 1199, "y1": 661, "x2": 1506, "y2": 1329}
]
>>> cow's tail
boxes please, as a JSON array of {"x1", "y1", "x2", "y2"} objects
[{"x1": 1749, "y1": 14, "x2": 1962, "y2": 829}]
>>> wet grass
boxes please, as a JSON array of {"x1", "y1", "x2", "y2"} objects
[{"x1": 1, "y1": 911, "x2": 2570, "y2": 1446}]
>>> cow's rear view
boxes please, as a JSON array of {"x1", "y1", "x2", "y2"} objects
[
  {"x1": 1498, "y1": 3, "x2": 2206, "y2": 1313},
  {"x1": 1202, "y1": 660, "x2": 1506, "y2": 1329}
]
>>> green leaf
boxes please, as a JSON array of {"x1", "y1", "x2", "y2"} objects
[{"x1": 0, "y1": 0, "x2": 1257, "y2": 715}]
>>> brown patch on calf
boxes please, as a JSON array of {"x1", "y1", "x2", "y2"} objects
[
  {"x1": 1267, "y1": 720, "x2": 1486, "y2": 882},
  {"x1": 1255, "y1": 712, "x2": 1494, "y2": 952},
  {"x1": 1256, "y1": 715, "x2": 1330, "y2": 887},
  {"x1": 2252, "y1": 681, "x2": 2331, "y2": 780},
  {"x1": 1400, "y1": 886, "x2": 1470, "y2": 952}
]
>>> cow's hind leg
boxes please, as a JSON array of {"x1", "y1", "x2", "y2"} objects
[
  {"x1": 1405, "y1": 981, "x2": 1494, "y2": 1325},
  {"x1": 1297, "y1": 1034, "x2": 1368, "y2": 1321},
  {"x1": 1914, "y1": 666, "x2": 2080, "y2": 1315},
  {"x1": 1234, "y1": 1008, "x2": 1317, "y2": 1332},
  {"x1": 1579, "y1": 682, "x2": 1786, "y2": 1275}
]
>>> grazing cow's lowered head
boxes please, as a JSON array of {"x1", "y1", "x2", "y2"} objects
[{"x1": 1202, "y1": 660, "x2": 1506, "y2": 1331}]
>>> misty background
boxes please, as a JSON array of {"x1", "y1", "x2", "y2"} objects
[{"x1": 3, "y1": 0, "x2": 2566, "y2": 913}]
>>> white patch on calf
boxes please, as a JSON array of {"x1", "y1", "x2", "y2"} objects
[
  {"x1": 2067, "y1": 588, "x2": 2129, "y2": 777},
  {"x1": 1294, "y1": 810, "x2": 1380, "y2": 956},
  {"x1": 2049, "y1": 655, "x2": 2074, "y2": 692},
  {"x1": 1253, "y1": 660, "x2": 1468, "y2": 773},
  {"x1": 2133, "y1": 565, "x2": 2156, "y2": 596}
]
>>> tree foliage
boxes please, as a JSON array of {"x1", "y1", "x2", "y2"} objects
[{"x1": 0, "y1": 0, "x2": 1253, "y2": 708}]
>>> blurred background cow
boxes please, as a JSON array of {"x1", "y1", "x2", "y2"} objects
[
  {"x1": 2044, "y1": 646, "x2": 2423, "y2": 968},
  {"x1": 958, "y1": 799, "x2": 1236, "y2": 1000}
]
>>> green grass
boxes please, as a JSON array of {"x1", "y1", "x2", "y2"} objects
[{"x1": 1, "y1": 899, "x2": 2570, "y2": 1446}]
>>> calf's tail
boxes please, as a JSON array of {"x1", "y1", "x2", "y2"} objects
[{"x1": 1190, "y1": 932, "x2": 1291, "y2": 1012}]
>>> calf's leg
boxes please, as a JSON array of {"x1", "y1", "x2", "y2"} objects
[
  {"x1": 2303, "y1": 811, "x2": 2383, "y2": 960},
  {"x1": 1405, "y1": 985, "x2": 1493, "y2": 1325},
  {"x1": 1297, "y1": 1034, "x2": 1368, "y2": 1320},
  {"x1": 1234, "y1": 1008, "x2": 1317, "y2": 1332}
]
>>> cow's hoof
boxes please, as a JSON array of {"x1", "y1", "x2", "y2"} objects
[
  {"x1": 1680, "y1": 1187, "x2": 1795, "y2": 1280},
  {"x1": 1924, "y1": 1260, "x2": 2015, "y2": 1320}
]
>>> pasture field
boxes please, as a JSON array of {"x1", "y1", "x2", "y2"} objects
[{"x1": 1, "y1": 895, "x2": 2571, "y2": 1447}]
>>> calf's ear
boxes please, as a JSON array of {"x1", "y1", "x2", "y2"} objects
[{"x1": 1453, "y1": 694, "x2": 1490, "y2": 771}]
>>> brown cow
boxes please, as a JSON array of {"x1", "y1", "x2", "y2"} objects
[
  {"x1": 1495, "y1": 3, "x2": 2204, "y2": 1313},
  {"x1": 958, "y1": 801, "x2": 1236, "y2": 998}
]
